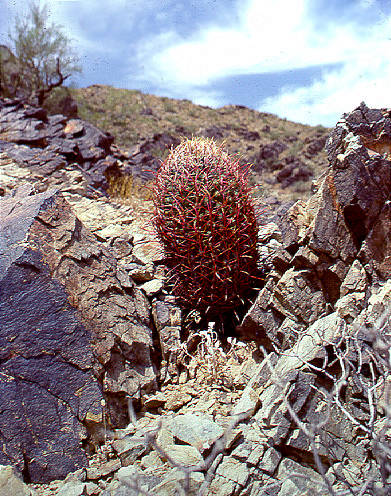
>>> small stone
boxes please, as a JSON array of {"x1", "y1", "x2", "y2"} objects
[
  {"x1": 163, "y1": 445, "x2": 204, "y2": 469},
  {"x1": 164, "y1": 391, "x2": 192, "y2": 411},
  {"x1": 56, "y1": 480, "x2": 86, "y2": 496},
  {"x1": 125, "y1": 262, "x2": 155, "y2": 282},
  {"x1": 64, "y1": 119, "x2": 84, "y2": 136},
  {"x1": 151, "y1": 469, "x2": 204, "y2": 496},
  {"x1": 95, "y1": 224, "x2": 125, "y2": 239},
  {"x1": 140, "y1": 451, "x2": 164, "y2": 470},
  {"x1": 112, "y1": 436, "x2": 148, "y2": 466},
  {"x1": 166, "y1": 413, "x2": 224, "y2": 452},
  {"x1": 84, "y1": 482, "x2": 100, "y2": 495},
  {"x1": 144, "y1": 392, "x2": 167, "y2": 409},
  {"x1": 140, "y1": 279, "x2": 164, "y2": 296},
  {"x1": 261, "y1": 447, "x2": 282, "y2": 474},
  {"x1": 86, "y1": 459, "x2": 121, "y2": 480}
]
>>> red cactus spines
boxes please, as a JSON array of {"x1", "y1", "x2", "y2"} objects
[{"x1": 152, "y1": 137, "x2": 258, "y2": 316}]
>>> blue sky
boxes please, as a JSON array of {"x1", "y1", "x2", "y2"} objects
[{"x1": 1, "y1": 0, "x2": 391, "y2": 127}]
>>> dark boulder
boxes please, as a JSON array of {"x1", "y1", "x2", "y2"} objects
[
  {"x1": 0, "y1": 98, "x2": 120, "y2": 196},
  {"x1": 259, "y1": 141, "x2": 287, "y2": 161},
  {"x1": 0, "y1": 186, "x2": 156, "y2": 482},
  {"x1": 276, "y1": 157, "x2": 313, "y2": 187}
]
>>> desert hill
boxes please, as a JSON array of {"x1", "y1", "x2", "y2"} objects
[{"x1": 70, "y1": 85, "x2": 329, "y2": 203}]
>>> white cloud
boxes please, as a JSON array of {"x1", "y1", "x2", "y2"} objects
[
  {"x1": 138, "y1": 0, "x2": 391, "y2": 125},
  {"x1": 141, "y1": 0, "x2": 374, "y2": 85},
  {"x1": 261, "y1": 50, "x2": 391, "y2": 127}
]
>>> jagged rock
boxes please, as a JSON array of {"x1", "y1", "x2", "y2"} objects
[
  {"x1": 2, "y1": 99, "x2": 391, "y2": 494},
  {"x1": 86, "y1": 459, "x2": 121, "y2": 480},
  {"x1": 163, "y1": 445, "x2": 204, "y2": 468},
  {"x1": 237, "y1": 127, "x2": 260, "y2": 141},
  {"x1": 304, "y1": 134, "x2": 327, "y2": 157},
  {"x1": 340, "y1": 259, "x2": 367, "y2": 296},
  {"x1": 259, "y1": 141, "x2": 287, "y2": 161},
  {"x1": 199, "y1": 125, "x2": 226, "y2": 139},
  {"x1": 152, "y1": 298, "x2": 182, "y2": 383},
  {"x1": 0, "y1": 152, "x2": 40, "y2": 196},
  {"x1": 140, "y1": 278, "x2": 164, "y2": 296},
  {"x1": 231, "y1": 423, "x2": 268, "y2": 466},
  {"x1": 359, "y1": 201, "x2": 391, "y2": 279},
  {"x1": 0, "y1": 186, "x2": 157, "y2": 482},
  {"x1": 276, "y1": 156, "x2": 313, "y2": 187},
  {"x1": 208, "y1": 457, "x2": 250, "y2": 495},
  {"x1": 261, "y1": 447, "x2": 282, "y2": 474},
  {"x1": 112, "y1": 435, "x2": 148, "y2": 466},
  {"x1": 101, "y1": 465, "x2": 163, "y2": 496},
  {"x1": 0, "y1": 98, "x2": 121, "y2": 196},
  {"x1": 237, "y1": 285, "x2": 284, "y2": 347},
  {"x1": 124, "y1": 132, "x2": 180, "y2": 180},
  {"x1": 335, "y1": 291, "x2": 366, "y2": 321},
  {"x1": 164, "y1": 413, "x2": 224, "y2": 452},
  {"x1": 57, "y1": 94, "x2": 78, "y2": 118},
  {"x1": 151, "y1": 469, "x2": 204, "y2": 496},
  {"x1": 272, "y1": 268, "x2": 327, "y2": 324},
  {"x1": 276, "y1": 458, "x2": 330, "y2": 495}
]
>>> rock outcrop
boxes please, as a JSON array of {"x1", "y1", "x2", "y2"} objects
[
  {"x1": 1, "y1": 99, "x2": 391, "y2": 495},
  {"x1": 0, "y1": 99, "x2": 118, "y2": 196},
  {"x1": 0, "y1": 185, "x2": 157, "y2": 482}
]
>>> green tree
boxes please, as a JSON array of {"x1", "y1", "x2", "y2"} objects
[
  {"x1": 0, "y1": 44, "x2": 21, "y2": 98},
  {"x1": 1, "y1": 1, "x2": 81, "y2": 104}
]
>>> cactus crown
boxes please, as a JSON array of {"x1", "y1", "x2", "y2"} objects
[{"x1": 152, "y1": 137, "x2": 259, "y2": 317}]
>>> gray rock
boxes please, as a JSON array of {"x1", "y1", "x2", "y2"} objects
[
  {"x1": 277, "y1": 458, "x2": 332, "y2": 495},
  {"x1": 152, "y1": 299, "x2": 182, "y2": 382},
  {"x1": 359, "y1": 201, "x2": 391, "y2": 279},
  {"x1": 340, "y1": 259, "x2": 367, "y2": 296},
  {"x1": 140, "y1": 278, "x2": 164, "y2": 296},
  {"x1": 231, "y1": 423, "x2": 267, "y2": 466},
  {"x1": 237, "y1": 285, "x2": 284, "y2": 347},
  {"x1": 335, "y1": 291, "x2": 366, "y2": 321},
  {"x1": 208, "y1": 457, "x2": 250, "y2": 496},
  {"x1": 272, "y1": 268, "x2": 327, "y2": 324},
  {"x1": 112, "y1": 435, "x2": 148, "y2": 466},
  {"x1": 261, "y1": 447, "x2": 282, "y2": 475},
  {"x1": 0, "y1": 98, "x2": 120, "y2": 195},
  {"x1": 86, "y1": 459, "x2": 121, "y2": 479},
  {"x1": 151, "y1": 469, "x2": 204, "y2": 496},
  {"x1": 101, "y1": 465, "x2": 163, "y2": 496},
  {"x1": 166, "y1": 413, "x2": 224, "y2": 452},
  {"x1": 163, "y1": 445, "x2": 204, "y2": 469},
  {"x1": 56, "y1": 480, "x2": 87, "y2": 496},
  {"x1": 0, "y1": 465, "x2": 33, "y2": 496}
]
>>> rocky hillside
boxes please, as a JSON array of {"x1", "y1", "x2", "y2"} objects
[
  {"x1": 0, "y1": 96, "x2": 391, "y2": 496},
  {"x1": 71, "y1": 85, "x2": 330, "y2": 203}
]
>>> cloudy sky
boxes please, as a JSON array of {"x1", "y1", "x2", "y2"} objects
[{"x1": 1, "y1": 0, "x2": 391, "y2": 127}]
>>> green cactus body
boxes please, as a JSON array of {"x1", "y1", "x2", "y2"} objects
[{"x1": 152, "y1": 137, "x2": 258, "y2": 316}]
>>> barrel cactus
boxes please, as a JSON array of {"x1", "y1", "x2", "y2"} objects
[{"x1": 152, "y1": 137, "x2": 259, "y2": 317}]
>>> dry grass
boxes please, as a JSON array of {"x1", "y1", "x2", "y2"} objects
[{"x1": 71, "y1": 84, "x2": 330, "y2": 203}]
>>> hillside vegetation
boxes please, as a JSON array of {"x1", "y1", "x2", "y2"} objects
[{"x1": 71, "y1": 85, "x2": 330, "y2": 202}]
